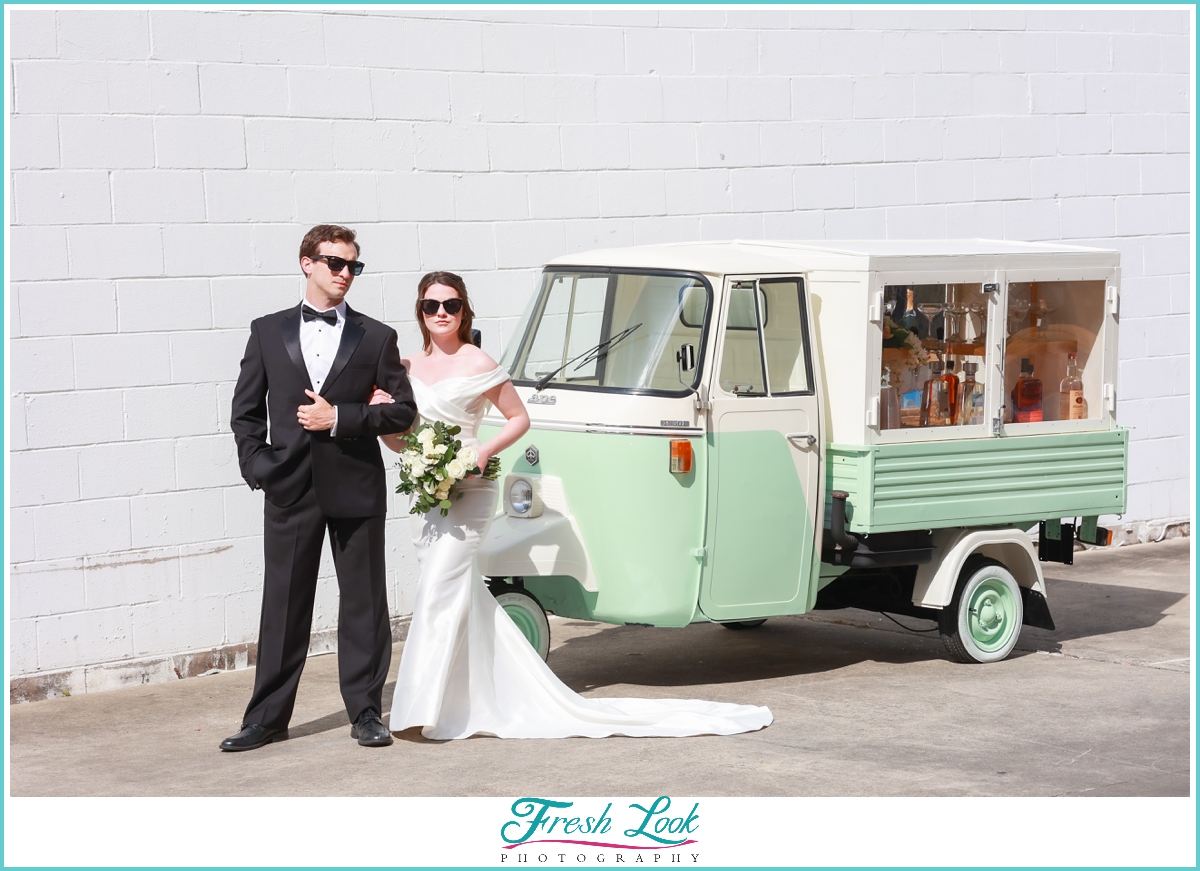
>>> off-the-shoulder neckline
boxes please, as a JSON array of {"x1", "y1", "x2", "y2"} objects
[{"x1": 408, "y1": 366, "x2": 505, "y2": 388}]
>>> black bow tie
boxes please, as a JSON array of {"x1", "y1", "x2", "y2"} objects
[{"x1": 302, "y1": 305, "x2": 338, "y2": 327}]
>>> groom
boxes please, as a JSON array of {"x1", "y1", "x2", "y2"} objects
[{"x1": 223, "y1": 224, "x2": 417, "y2": 751}]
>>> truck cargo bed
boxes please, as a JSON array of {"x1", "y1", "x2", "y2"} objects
[{"x1": 826, "y1": 429, "x2": 1128, "y2": 534}]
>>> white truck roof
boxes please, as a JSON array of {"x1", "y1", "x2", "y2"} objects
[{"x1": 546, "y1": 239, "x2": 1120, "y2": 276}]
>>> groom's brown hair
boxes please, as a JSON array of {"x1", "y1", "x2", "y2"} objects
[
  {"x1": 416, "y1": 271, "x2": 475, "y2": 350},
  {"x1": 298, "y1": 224, "x2": 360, "y2": 263}
]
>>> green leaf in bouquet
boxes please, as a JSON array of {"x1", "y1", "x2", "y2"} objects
[{"x1": 881, "y1": 326, "x2": 912, "y2": 349}]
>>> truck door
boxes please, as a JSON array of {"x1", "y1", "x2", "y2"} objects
[{"x1": 699, "y1": 276, "x2": 822, "y2": 621}]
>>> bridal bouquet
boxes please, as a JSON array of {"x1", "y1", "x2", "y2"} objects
[{"x1": 395, "y1": 421, "x2": 501, "y2": 516}]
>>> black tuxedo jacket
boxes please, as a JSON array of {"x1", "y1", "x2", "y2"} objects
[{"x1": 231, "y1": 303, "x2": 417, "y2": 517}]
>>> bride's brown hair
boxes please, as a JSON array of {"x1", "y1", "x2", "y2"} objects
[{"x1": 416, "y1": 271, "x2": 475, "y2": 351}]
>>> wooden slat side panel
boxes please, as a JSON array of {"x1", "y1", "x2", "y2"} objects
[{"x1": 869, "y1": 430, "x2": 1128, "y2": 532}]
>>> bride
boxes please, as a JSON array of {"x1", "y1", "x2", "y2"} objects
[{"x1": 373, "y1": 271, "x2": 772, "y2": 740}]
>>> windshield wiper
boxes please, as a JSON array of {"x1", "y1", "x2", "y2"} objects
[{"x1": 534, "y1": 323, "x2": 642, "y2": 391}]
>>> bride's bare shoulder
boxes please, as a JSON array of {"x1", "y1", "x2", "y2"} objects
[
  {"x1": 402, "y1": 353, "x2": 431, "y2": 379},
  {"x1": 460, "y1": 345, "x2": 500, "y2": 375}
]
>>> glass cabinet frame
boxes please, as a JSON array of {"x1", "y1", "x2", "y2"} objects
[
  {"x1": 865, "y1": 265, "x2": 1120, "y2": 446},
  {"x1": 998, "y1": 265, "x2": 1120, "y2": 438}
]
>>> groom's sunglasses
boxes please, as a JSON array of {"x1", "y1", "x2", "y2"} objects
[
  {"x1": 311, "y1": 254, "x2": 365, "y2": 276},
  {"x1": 420, "y1": 298, "x2": 465, "y2": 316}
]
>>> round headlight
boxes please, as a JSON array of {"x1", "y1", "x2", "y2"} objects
[{"x1": 509, "y1": 479, "x2": 533, "y2": 515}]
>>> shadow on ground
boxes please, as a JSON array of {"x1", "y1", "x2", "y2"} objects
[
  {"x1": 290, "y1": 554, "x2": 1189, "y2": 734},
  {"x1": 544, "y1": 567, "x2": 1188, "y2": 691},
  {"x1": 1020, "y1": 574, "x2": 1187, "y2": 652}
]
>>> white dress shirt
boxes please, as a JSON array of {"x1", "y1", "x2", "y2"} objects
[{"x1": 300, "y1": 300, "x2": 346, "y2": 435}]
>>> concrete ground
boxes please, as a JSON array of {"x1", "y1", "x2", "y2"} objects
[{"x1": 8, "y1": 538, "x2": 1192, "y2": 797}]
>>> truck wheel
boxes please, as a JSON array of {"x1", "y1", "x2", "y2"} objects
[
  {"x1": 494, "y1": 587, "x2": 551, "y2": 661},
  {"x1": 939, "y1": 557, "x2": 1024, "y2": 664},
  {"x1": 720, "y1": 619, "x2": 767, "y2": 630}
]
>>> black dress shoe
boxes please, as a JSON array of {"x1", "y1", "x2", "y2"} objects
[
  {"x1": 351, "y1": 710, "x2": 393, "y2": 747},
  {"x1": 219, "y1": 723, "x2": 288, "y2": 752}
]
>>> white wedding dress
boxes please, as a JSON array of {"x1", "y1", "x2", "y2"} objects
[{"x1": 388, "y1": 367, "x2": 772, "y2": 739}]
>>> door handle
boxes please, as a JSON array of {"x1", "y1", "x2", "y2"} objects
[{"x1": 785, "y1": 432, "x2": 818, "y2": 448}]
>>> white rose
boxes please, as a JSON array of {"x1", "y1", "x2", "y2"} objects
[
  {"x1": 446, "y1": 458, "x2": 467, "y2": 480},
  {"x1": 410, "y1": 459, "x2": 427, "y2": 478},
  {"x1": 423, "y1": 480, "x2": 437, "y2": 495},
  {"x1": 417, "y1": 427, "x2": 435, "y2": 445},
  {"x1": 433, "y1": 444, "x2": 448, "y2": 455},
  {"x1": 459, "y1": 446, "x2": 479, "y2": 468}
]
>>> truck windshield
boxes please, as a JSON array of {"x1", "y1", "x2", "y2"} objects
[{"x1": 502, "y1": 270, "x2": 711, "y2": 395}]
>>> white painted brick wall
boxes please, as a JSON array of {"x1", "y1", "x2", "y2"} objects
[
  {"x1": 13, "y1": 170, "x2": 112, "y2": 224},
  {"x1": 85, "y1": 552, "x2": 179, "y2": 611},
  {"x1": 66, "y1": 224, "x2": 165, "y2": 279},
  {"x1": 112, "y1": 171, "x2": 207, "y2": 224},
  {"x1": 117, "y1": 279, "x2": 212, "y2": 332},
  {"x1": 8, "y1": 8, "x2": 1191, "y2": 693},
  {"x1": 79, "y1": 440, "x2": 176, "y2": 499}
]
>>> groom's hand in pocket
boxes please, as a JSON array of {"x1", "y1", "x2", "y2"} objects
[{"x1": 298, "y1": 390, "x2": 337, "y2": 431}]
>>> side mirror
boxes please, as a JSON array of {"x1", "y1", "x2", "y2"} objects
[
  {"x1": 471, "y1": 329, "x2": 482, "y2": 348},
  {"x1": 676, "y1": 343, "x2": 696, "y2": 372}
]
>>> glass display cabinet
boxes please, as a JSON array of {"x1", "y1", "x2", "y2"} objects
[
  {"x1": 867, "y1": 262, "x2": 1117, "y2": 444},
  {"x1": 1003, "y1": 280, "x2": 1107, "y2": 426}
]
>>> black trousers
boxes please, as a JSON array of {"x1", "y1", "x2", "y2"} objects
[{"x1": 243, "y1": 484, "x2": 391, "y2": 731}]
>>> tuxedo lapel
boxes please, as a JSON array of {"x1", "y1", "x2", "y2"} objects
[
  {"x1": 280, "y1": 305, "x2": 313, "y2": 390},
  {"x1": 320, "y1": 307, "x2": 366, "y2": 397}
]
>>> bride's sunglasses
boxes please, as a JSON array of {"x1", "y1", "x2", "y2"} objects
[
  {"x1": 310, "y1": 254, "x2": 365, "y2": 276},
  {"x1": 419, "y1": 298, "x2": 465, "y2": 316}
]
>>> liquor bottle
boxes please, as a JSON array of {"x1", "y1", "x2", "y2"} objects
[
  {"x1": 1010, "y1": 358, "x2": 1043, "y2": 423},
  {"x1": 879, "y1": 367, "x2": 901, "y2": 430},
  {"x1": 920, "y1": 360, "x2": 952, "y2": 426},
  {"x1": 958, "y1": 361, "x2": 985, "y2": 425},
  {"x1": 1059, "y1": 353, "x2": 1087, "y2": 420},
  {"x1": 941, "y1": 359, "x2": 960, "y2": 424},
  {"x1": 900, "y1": 288, "x2": 919, "y2": 334}
]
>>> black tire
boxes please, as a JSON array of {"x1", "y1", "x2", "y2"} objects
[
  {"x1": 938, "y1": 556, "x2": 1024, "y2": 664},
  {"x1": 720, "y1": 619, "x2": 767, "y2": 630}
]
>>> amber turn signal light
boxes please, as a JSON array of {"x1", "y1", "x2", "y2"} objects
[
  {"x1": 1079, "y1": 524, "x2": 1114, "y2": 547},
  {"x1": 669, "y1": 440, "x2": 693, "y2": 474}
]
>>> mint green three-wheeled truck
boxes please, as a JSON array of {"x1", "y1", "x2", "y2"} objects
[{"x1": 477, "y1": 240, "x2": 1127, "y2": 664}]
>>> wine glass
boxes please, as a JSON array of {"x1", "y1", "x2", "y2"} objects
[
  {"x1": 1007, "y1": 297, "x2": 1030, "y2": 338},
  {"x1": 945, "y1": 303, "x2": 968, "y2": 343},
  {"x1": 967, "y1": 301, "x2": 987, "y2": 343},
  {"x1": 1030, "y1": 298, "x2": 1057, "y2": 334},
  {"x1": 917, "y1": 302, "x2": 944, "y2": 347}
]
